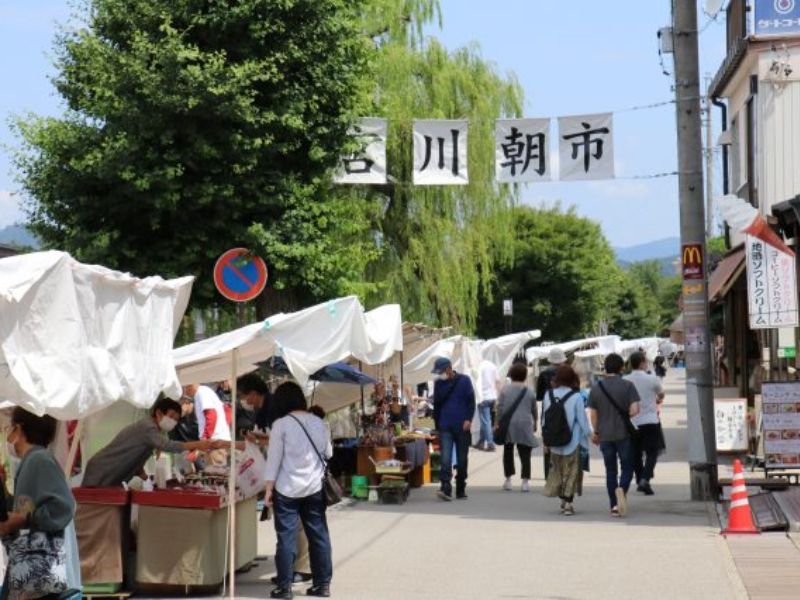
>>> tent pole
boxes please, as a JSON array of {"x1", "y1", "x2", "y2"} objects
[
  {"x1": 64, "y1": 420, "x2": 83, "y2": 478},
  {"x1": 359, "y1": 361, "x2": 365, "y2": 415},
  {"x1": 228, "y1": 348, "x2": 239, "y2": 600}
]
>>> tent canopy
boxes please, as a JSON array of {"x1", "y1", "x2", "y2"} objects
[
  {"x1": 0, "y1": 251, "x2": 193, "y2": 419},
  {"x1": 173, "y1": 298, "x2": 404, "y2": 387},
  {"x1": 481, "y1": 330, "x2": 541, "y2": 377}
]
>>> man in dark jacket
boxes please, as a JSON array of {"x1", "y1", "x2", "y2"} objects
[{"x1": 432, "y1": 357, "x2": 476, "y2": 501}]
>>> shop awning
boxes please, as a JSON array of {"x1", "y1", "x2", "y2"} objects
[
  {"x1": 669, "y1": 313, "x2": 684, "y2": 344},
  {"x1": 708, "y1": 248, "x2": 745, "y2": 304}
]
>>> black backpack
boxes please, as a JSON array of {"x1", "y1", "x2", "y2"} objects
[{"x1": 542, "y1": 390, "x2": 576, "y2": 447}]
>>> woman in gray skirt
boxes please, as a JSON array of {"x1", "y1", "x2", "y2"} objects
[{"x1": 496, "y1": 362, "x2": 538, "y2": 493}]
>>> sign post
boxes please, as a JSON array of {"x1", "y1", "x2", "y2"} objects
[
  {"x1": 214, "y1": 248, "x2": 268, "y2": 304},
  {"x1": 503, "y1": 299, "x2": 513, "y2": 334}
]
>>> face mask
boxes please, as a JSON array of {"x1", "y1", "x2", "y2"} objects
[
  {"x1": 437, "y1": 373, "x2": 449, "y2": 381},
  {"x1": 159, "y1": 417, "x2": 178, "y2": 432},
  {"x1": 6, "y1": 431, "x2": 18, "y2": 460},
  {"x1": 242, "y1": 400, "x2": 256, "y2": 413}
]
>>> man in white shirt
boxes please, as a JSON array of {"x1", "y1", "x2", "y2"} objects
[
  {"x1": 477, "y1": 359, "x2": 501, "y2": 451},
  {"x1": 183, "y1": 384, "x2": 232, "y2": 442},
  {"x1": 624, "y1": 352, "x2": 665, "y2": 496}
]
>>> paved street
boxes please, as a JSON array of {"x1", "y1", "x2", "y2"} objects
[{"x1": 231, "y1": 371, "x2": 749, "y2": 600}]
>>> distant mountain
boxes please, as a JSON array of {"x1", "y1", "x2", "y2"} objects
[
  {"x1": 614, "y1": 237, "x2": 680, "y2": 263},
  {"x1": 0, "y1": 224, "x2": 39, "y2": 249}
]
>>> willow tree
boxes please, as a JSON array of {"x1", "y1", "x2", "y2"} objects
[{"x1": 353, "y1": 1, "x2": 523, "y2": 331}]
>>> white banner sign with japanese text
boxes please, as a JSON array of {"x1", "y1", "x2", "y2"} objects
[
  {"x1": 412, "y1": 119, "x2": 468, "y2": 185},
  {"x1": 558, "y1": 112, "x2": 614, "y2": 181},
  {"x1": 495, "y1": 118, "x2": 550, "y2": 183},
  {"x1": 334, "y1": 117, "x2": 388, "y2": 184},
  {"x1": 746, "y1": 235, "x2": 799, "y2": 329}
]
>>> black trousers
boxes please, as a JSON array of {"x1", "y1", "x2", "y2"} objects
[
  {"x1": 634, "y1": 423, "x2": 661, "y2": 483},
  {"x1": 503, "y1": 443, "x2": 532, "y2": 479}
]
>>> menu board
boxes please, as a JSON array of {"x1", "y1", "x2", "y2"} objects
[
  {"x1": 762, "y1": 381, "x2": 800, "y2": 468},
  {"x1": 714, "y1": 398, "x2": 748, "y2": 451}
]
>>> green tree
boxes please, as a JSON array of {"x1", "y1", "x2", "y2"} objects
[
  {"x1": 476, "y1": 205, "x2": 620, "y2": 341},
  {"x1": 13, "y1": 0, "x2": 373, "y2": 315},
  {"x1": 344, "y1": 4, "x2": 522, "y2": 331},
  {"x1": 605, "y1": 270, "x2": 662, "y2": 339},
  {"x1": 625, "y1": 259, "x2": 681, "y2": 335}
]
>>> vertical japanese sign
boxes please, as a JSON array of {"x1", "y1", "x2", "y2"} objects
[
  {"x1": 495, "y1": 118, "x2": 550, "y2": 183},
  {"x1": 334, "y1": 117, "x2": 388, "y2": 184},
  {"x1": 762, "y1": 381, "x2": 800, "y2": 469},
  {"x1": 412, "y1": 120, "x2": 468, "y2": 185},
  {"x1": 558, "y1": 113, "x2": 614, "y2": 181},
  {"x1": 746, "y1": 234, "x2": 799, "y2": 329}
]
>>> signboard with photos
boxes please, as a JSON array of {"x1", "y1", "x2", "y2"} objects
[{"x1": 762, "y1": 381, "x2": 800, "y2": 469}]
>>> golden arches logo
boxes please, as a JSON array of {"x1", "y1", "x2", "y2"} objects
[{"x1": 683, "y1": 246, "x2": 702, "y2": 266}]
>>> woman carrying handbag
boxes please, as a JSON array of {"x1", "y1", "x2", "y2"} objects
[
  {"x1": 0, "y1": 407, "x2": 76, "y2": 600},
  {"x1": 495, "y1": 363, "x2": 538, "y2": 493}
]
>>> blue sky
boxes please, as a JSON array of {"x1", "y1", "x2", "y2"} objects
[{"x1": 0, "y1": 1, "x2": 727, "y2": 247}]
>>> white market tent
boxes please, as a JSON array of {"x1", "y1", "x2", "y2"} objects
[
  {"x1": 481, "y1": 330, "x2": 542, "y2": 379},
  {"x1": 0, "y1": 251, "x2": 194, "y2": 420},
  {"x1": 525, "y1": 335, "x2": 621, "y2": 365},
  {"x1": 173, "y1": 298, "x2": 403, "y2": 387}
]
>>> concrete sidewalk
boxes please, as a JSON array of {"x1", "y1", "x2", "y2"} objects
[{"x1": 230, "y1": 370, "x2": 748, "y2": 600}]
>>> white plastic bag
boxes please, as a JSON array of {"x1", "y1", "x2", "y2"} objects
[{"x1": 236, "y1": 442, "x2": 267, "y2": 499}]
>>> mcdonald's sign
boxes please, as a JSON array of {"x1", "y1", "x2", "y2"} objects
[{"x1": 682, "y1": 243, "x2": 704, "y2": 281}]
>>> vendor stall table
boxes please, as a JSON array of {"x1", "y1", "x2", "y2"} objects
[
  {"x1": 132, "y1": 490, "x2": 257, "y2": 594},
  {"x1": 73, "y1": 487, "x2": 130, "y2": 594}
]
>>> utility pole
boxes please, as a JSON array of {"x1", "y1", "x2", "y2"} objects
[
  {"x1": 671, "y1": 0, "x2": 718, "y2": 500},
  {"x1": 704, "y1": 75, "x2": 714, "y2": 239}
]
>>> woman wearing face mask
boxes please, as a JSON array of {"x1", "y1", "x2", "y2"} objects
[
  {"x1": 82, "y1": 397, "x2": 221, "y2": 487},
  {"x1": 0, "y1": 407, "x2": 76, "y2": 599}
]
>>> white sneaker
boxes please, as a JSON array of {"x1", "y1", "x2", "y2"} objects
[
  {"x1": 502, "y1": 478, "x2": 512, "y2": 491},
  {"x1": 615, "y1": 487, "x2": 628, "y2": 517},
  {"x1": 521, "y1": 479, "x2": 531, "y2": 493}
]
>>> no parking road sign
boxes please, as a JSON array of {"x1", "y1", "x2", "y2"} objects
[{"x1": 214, "y1": 248, "x2": 268, "y2": 302}]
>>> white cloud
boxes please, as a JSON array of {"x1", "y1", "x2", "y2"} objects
[{"x1": 0, "y1": 191, "x2": 24, "y2": 228}]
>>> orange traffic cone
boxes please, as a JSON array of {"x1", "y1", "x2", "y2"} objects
[{"x1": 721, "y1": 459, "x2": 760, "y2": 535}]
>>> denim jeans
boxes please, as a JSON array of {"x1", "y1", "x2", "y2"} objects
[
  {"x1": 600, "y1": 438, "x2": 635, "y2": 509},
  {"x1": 273, "y1": 490, "x2": 332, "y2": 588},
  {"x1": 477, "y1": 400, "x2": 496, "y2": 448},
  {"x1": 439, "y1": 427, "x2": 471, "y2": 494}
]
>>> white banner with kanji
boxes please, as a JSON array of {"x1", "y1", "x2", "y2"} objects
[
  {"x1": 746, "y1": 235, "x2": 799, "y2": 329},
  {"x1": 412, "y1": 119, "x2": 468, "y2": 185},
  {"x1": 334, "y1": 117, "x2": 388, "y2": 184},
  {"x1": 495, "y1": 118, "x2": 550, "y2": 183},
  {"x1": 558, "y1": 112, "x2": 614, "y2": 181}
]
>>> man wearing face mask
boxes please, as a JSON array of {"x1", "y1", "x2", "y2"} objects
[
  {"x1": 82, "y1": 398, "x2": 220, "y2": 487},
  {"x1": 432, "y1": 357, "x2": 476, "y2": 501},
  {"x1": 236, "y1": 373, "x2": 272, "y2": 442}
]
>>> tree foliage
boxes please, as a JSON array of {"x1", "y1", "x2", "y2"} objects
[
  {"x1": 476, "y1": 205, "x2": 620, "y2": 340},
  {"x1": 13, "y1": 0, "x2": 373, "y2": 314},
  {"x1": 347, "y1": 4, "x2": 523, "y2": 331}
]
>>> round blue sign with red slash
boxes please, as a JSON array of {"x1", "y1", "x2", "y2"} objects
[{"x1": 213, "y1": 248, "x2": 268, "y2": 302}]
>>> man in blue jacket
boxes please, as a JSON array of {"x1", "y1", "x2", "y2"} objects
[{"x1": 432, "y1": 357, "x2": 476, "y2": 501}]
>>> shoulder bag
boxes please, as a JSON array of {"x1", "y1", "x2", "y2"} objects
[
  {"x1": 3, "y1": 449, "x2": 68, "y2": 599},
  {"x1": 598, "y1": 381, "x2": 638, "y2": 438},
  {"x1": 289, "y1": 415, "x2": 342, "y2": 506},
  {"x1": 493, "y1": 387, "x2": 528, "y2": 445}
]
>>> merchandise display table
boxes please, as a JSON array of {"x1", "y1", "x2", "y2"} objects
[
  {"x1": 73, "y1": 487, "x2": 130, "y2": 593},
  {"x1": 132, "y1": 490, "x2": 258, "y2": 593}
]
